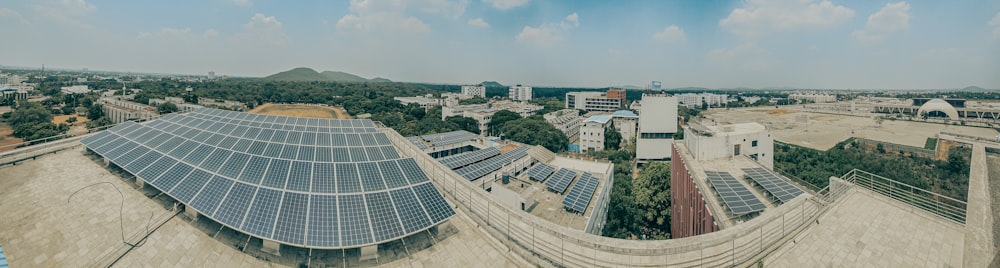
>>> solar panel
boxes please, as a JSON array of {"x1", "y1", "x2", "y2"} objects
[
  {"x1": 741, "y1": 168, "x2": 805, "y2": 204},
  {"x1": 525, "y1": 163, "x2": 556, "y2": 182},
  {"x1": 452, "y1": 146, "x2": 529, "y2": 181},
  {"x1": 437, "y1": 147, "x2": 501, "y2": 170},
  {"x1": 81, "y1": 108, "x2": 455, "y2": 249},
  {"x1": 705, "y1": 171, "x2": 767, "y2": 216},
  {"x1": 562, "y1": 172, "x2": 599, "y2": 213},
  {"x1": 545, "y1": 168, "x2": 578, "y2": 194}
]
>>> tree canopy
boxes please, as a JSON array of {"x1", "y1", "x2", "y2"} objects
[
  {"x1": 487, "y1": 110, "x2": 521, "y2": 136},
  {"x1": 632, "y1": 162, "x2": 671, "y2": 238},
  {"x1": 157, "y1": 102, "x2": 179, "y2": 114},
  {"x1": 7, "y1": 102, "x2": 68, "y2": 141},
  {"x1": 604, "y1": 122, "x2": 622, "y2": 150},
  {"x1": 497, "y1": 116, "x2": 568, "y2": 152}
]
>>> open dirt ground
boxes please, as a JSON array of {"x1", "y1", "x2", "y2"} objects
[
  {"x1": 247, "y1": 103, "x2": 351, "y2": 119},
  {"x1": 703, "y1": 107, "x2": 999, "y2": 150},
  {"x1": 0, "y1": 124, "x2": 22, "y2": 153}
]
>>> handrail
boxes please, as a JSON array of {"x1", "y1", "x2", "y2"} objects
[{"x1": 841, "y1": 169, "x2": 967, "y2": 224}]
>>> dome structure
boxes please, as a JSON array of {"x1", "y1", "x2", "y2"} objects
[{"x1": 916, "y1": 99, "x2": 959, "y2": 120}]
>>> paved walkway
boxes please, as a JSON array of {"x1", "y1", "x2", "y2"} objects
[{"x1": 767, "y1": 189, "x2": 965, "y2": 267}]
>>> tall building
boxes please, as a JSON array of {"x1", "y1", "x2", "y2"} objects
[
  {"x1": 461, "y1": 84, "x2": 486, "y2": 98},
  {"x1": 208, "y1": 71, "x2": 216, "y2": 80},
  {"x1": 508, "y1": 85, "x2": 532, "y2": 101},
  {"x1": 636, "y1": 94, "x2": 678, "y2": 160},
  {"x1": 579, "y1": 115, "x2": 613, "y2": 152},
  {"x1": 565, "y1": 89, "x2": 627, "y2": 112}
]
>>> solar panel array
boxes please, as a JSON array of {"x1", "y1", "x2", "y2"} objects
[
  {"x1": 437, "y1": 147, "x2": 501, "y2": 170},
  {"x1": 545, "y1": 168, "x2": 578, "y2": 194},
  {"x1": 705, "y1": 171, "x2": 767, "y2": 216},
  {"x1": 406, "y1": 130, "x2": 477, "y2": 149},
  {"x1": 562, "y1": 172, "x2": 598, "y2": 213},
  {"x1": 741, "y1": 168, "x2": 805, "y2": 204},
  {"x1": 453, "y1": 146, "x2": 529, "y2": 181},
  {"x1": 80, "y1": 108, "x2": 455, "y2": 249},
  {"x1": 525, "y1": 163, "x2": 556, "y2": 182}
]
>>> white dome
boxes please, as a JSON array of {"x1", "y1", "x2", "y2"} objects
[{"x1": 916, "y1": 99, "x2": 959, "y2": 120}]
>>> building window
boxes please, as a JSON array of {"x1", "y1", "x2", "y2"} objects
[
  {"x1": 751, "y1": 140, "x2": 758, "y2": 147},
  {"x1": 734, "y1": 144, "x2": 741, "y2": 156}
]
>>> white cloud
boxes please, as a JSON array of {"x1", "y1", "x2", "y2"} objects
[
  {"x1": 720, "y1": 0, "x2": 854, "y2": 38},
  {"x1": 138, "y1": 28, "x2": 194, "y2": 40},
  {"x1": 516, "y1": 12, "x2": 580, "y2": 47},
  {"x1": 203, "y1": 29, "x2": 220, "y2": 39},
  {"x1": 32, "y1": 0, "x2": 98, "y2": 29},
  {"x1": 990, "y1": 12, "x2": 1000, "y2": 39},
  {"x1": 707, "y1": 42, "x2": 770, "y2": 70},
  {"x1": 853, "y1": 2, "x2": 910, "y2": 43},
  {"x1": 0, "y1": 7, "x2": 30, "y2": 25},
  {"x1": 230, "y1": 0, "x2": 252, "y2": 7},
  {"x1": 336, "y1": 0, "x2": 468, "y2": 33},
  {"x1": 483, "y1": 0, "x2": 529, "y2": 10},
  {"x1": 560, "y1": 12, "x2": 578, "y2": 29},
  {"x1": 240, "y1": 13, "x2": 289, "y2": 45},
  {"x1": 651, "y1": 25, "x2": 686, "y2": 43},
  {"x1": 467, "y1": 18, "x2": 489, "y2": 28}
]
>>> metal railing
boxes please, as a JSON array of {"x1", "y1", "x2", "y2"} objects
[
  {"x1": 840, "y1": 169, "x2": 967, "y2": 224},
  {"x1": 383, "y1": 127, "x2": 843, "y2": 268}
]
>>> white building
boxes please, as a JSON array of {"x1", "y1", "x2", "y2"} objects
[
  {"x1": 508, "y1": 85, "x2": 532, "y2": 101},
  {"x1": 636, "y1": 94, "x2": 678, "y2": 160},
  {"x1": 61, "y1": 85, "x2": 91, "y2": 95},
  {"x1": 544, "y1": 109, "x2": 582, "y2": 142},
  {"x1": 441, "y1": 100, "x2": 543, "y2": 134},
  {"x1": 565, "y1": 89, "x2": 627, "y2": 112},
  {"x1": 677, "y1": 93, "x2": 729, "y2": 108},
  {"x1": 98, "y1": 96, "x2": 158, "y2": 123},
  {"x1": 789, "y1": 93, "x2": 837, "y2": 103},
  {"x1": 461, "y1": 84, "x2": 486, "y2": 98},
  {"x1": 683, "y1": 122, "x2": 774, "y2": 170},
  {"x1": 579, "y1": 115, "x2": 613, "y2": 153},
  {"x1": 198, "y1": 98, "x2": 247, "y2": 111},
  {"x1": 611, "y1": 110, "x2": 638, "y2": 145},
  {"x1": 394, "y1": 95, "x2": 442, "y2": 110}
]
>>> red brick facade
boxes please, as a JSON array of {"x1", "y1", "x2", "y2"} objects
[{"x1": 670, "y1": 145, "x2": 717, "y2": 238}]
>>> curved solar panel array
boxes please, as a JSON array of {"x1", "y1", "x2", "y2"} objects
[{"x1": 80, "y1": 108, "x2": 455, "y2": 249}]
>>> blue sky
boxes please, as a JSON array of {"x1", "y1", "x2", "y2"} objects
[{"x1": 1, "y1": 0, "x2": 998, "y2": 89}]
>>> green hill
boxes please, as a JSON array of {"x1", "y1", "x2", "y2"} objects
[
  {"x1": 264, "y1": 67, "x2": 391, "y2": 82},
  {"x1": 481, "y1": 81, "x2": 504, "y2": 87}
]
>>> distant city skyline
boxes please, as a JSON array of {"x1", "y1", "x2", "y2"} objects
[{"x1": 0, "y1": 0, "x2": 998, "y2": 89}]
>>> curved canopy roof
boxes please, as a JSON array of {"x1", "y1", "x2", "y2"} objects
[
  {"x1": 917, "y1": 99, "x2": 959, "y2": 120},
  {"x1": 81, "y1": 108, "x2": 454, "y2": 249}
]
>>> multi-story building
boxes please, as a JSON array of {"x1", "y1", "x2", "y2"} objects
[
  {"x1": 61, "y1": 85, "x2": 91, "y2": 95},
  {"x1": 611, "y1": 110, "x2": 638, "y2": 145},
  {"x1": 676, "y1": 93, "x2": 729, "y2": 108},
  {"x1": 0, "y1": 87, "x2": 29, "y2": 102},
  {"x1": 441, "y1": 100, "x2": 543, "y2": 134},
  {"x1": 198, "y1": 97, "x2": 247, "y2": 111},
  {"x1": 636, "y1": 94, "x2": 678, "y2": 160},
  {"x1": 394, "y1": 95, "x2": 443, "y2": 110},
  {"x1": 508, "y1": 85, "x2": 532, "y2": 101},
  {"x1": 543, "y1": 109, "x2": 582, "y2": 142},
  {"x1": 148, "y1": 97, "x2": 205, "y2": 113},
  {"x1": 789, "y1": 93, "x2": 837, "y2": 103},
  {"x1": 579, "y1": 115, "x2": 613, "y2": 152},
  {"x1": 565, "y1": 89, "x2": 627, "y2": 112},
  {"x1": 683, "y1": 121, "x2": 774, "y2": 169},
  {"x1": 98, "y1": 96, "x2": 158, "y2": 123},
  {"x1": 461, "y1": 84, "x2": 486, "y2": 98}
]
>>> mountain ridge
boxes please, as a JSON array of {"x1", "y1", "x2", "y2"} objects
[{"x1": 264, "y1": 67, "x2": 391, "y2": 82}]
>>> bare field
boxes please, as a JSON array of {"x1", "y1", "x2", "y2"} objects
[
  {"x1": 52, "y1": 114, "x2": 88, "y2": 126},
  {"x1": 0, "y1": 124, "x2": 23, "y2": 152},
  {"x1": 703, "y1": 107, "x2": 999, "y2": 151},
  {"x1": 247, "y1": 103, "x2": 352, "y2": 119}
]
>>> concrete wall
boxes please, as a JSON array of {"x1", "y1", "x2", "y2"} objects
[{"x1": 685, "y1": 126, "x2": 774, "y2": 170}]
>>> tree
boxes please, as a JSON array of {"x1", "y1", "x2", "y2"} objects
[
  {"x1": 604, "y1": 122, "x2": 622, "y2": 150},
  {"x1": 61, "y1": 105, "x2": 76, "y2": 115},
  {"x1": 633, "y1": 162, "x2": 671, "y2": 229},
  {"x1": 701, "y1": 100, "x2": 708, "y2": 110},
  {"x1": 7, "y1": 102, "x2": 67, "y2": 141},
  {"x1": 157, "y1": 102, "x2": 179, "y2": 114},
  {"x1": 87, "y1": 104, "x2": 104, "y2": 120},
  {"x1": 66, "y1": 116, "x2": 78, "y2": 125},
  {"x1": 487, "y1": 110, "x2": 521, "y2": 136},
  {"x1": 445, "y1": 116, "x2": 480, "y2": 134},
  {"x1": 497, "y1": 117, "x2": 568, "y2": 152}
]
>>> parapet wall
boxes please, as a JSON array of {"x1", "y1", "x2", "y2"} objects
[{"x1": 384, "y1": 127, "x2": 830, "y2": 267}]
